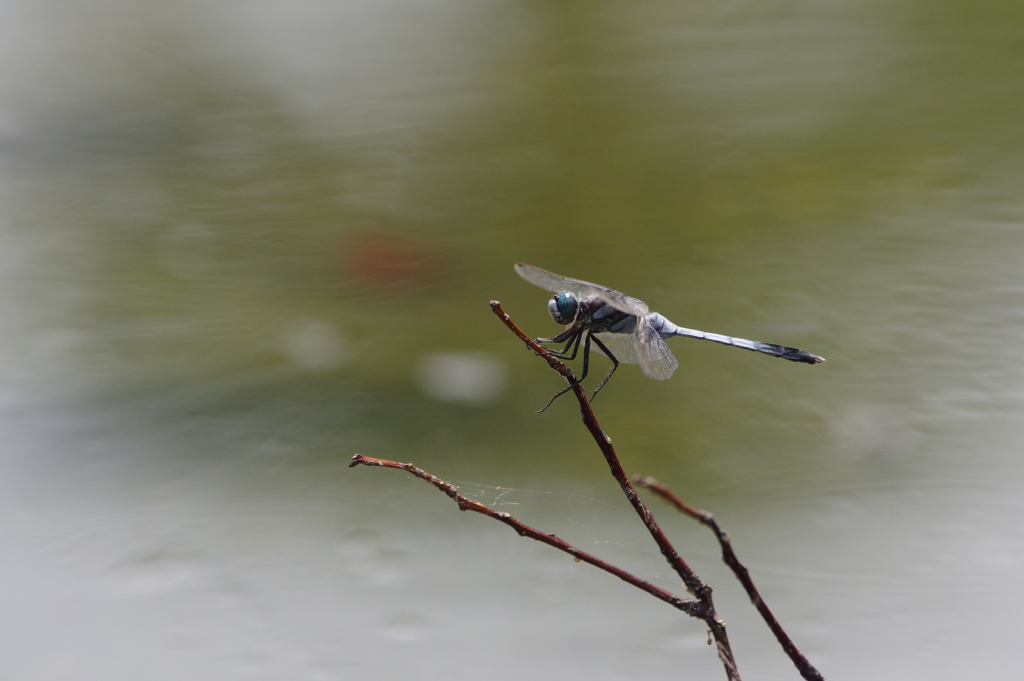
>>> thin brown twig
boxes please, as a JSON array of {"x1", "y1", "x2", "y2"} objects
[
  {"x1": 489, "y1": 300, "x2": 740, "y2": 681},
  {"x1": 351, "y1": 298, "x2": 823, "y2": 681},
  {"x1": 349, "y1": 454, "x2": 702, "y2": 616},
  {"x1": 634, "y1": 476, "x2": 825, "y2": 681}
]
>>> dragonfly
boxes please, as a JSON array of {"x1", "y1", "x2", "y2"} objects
[{"x1": 515, "y1": 263, "x2": 824, "y2": 411}]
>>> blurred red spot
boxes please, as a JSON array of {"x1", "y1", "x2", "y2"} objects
[{"x1": 340, "y1": 232, "x2": 445, "y2": 291}]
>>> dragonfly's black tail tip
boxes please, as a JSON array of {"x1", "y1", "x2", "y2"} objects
[
  {"x1": 771, "y1": 344, "x2": 825, "y2": 364},
  {"x1": 797, "y1": 351, "x2": 825, "y2": 365}
]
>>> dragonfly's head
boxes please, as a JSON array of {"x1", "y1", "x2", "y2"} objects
[{"x1": 548, "y1": 291, "x2": 579, "y2": 325}]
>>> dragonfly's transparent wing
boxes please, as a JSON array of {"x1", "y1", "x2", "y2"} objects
[
  {"x1": 515, "y1": 263, "x2": 649, "y2": 316},
  {"x1": 633, "y1": 317, "x2": 678, "y2": 380},
  {"x1": 592, "y1": 332, "x2": 639, "y2": 364},
  {"x1": 593, "y1": 289, "x2": 649, "y2": 318}
]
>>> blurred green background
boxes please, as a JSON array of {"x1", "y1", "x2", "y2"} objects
[{"x1": 2, "y1": 1, "x2": 1023, "y2": 679}]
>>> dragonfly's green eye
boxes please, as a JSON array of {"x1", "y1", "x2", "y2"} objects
[{"x1": 548, "y1": 291, "x2": 578, "y2": 325}]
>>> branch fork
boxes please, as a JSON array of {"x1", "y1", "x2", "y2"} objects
[{"x1": 349, "y1": 300, "x2": 824, "y2": 681}]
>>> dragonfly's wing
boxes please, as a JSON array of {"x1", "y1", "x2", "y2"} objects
[
  {"x1": 593, "y1": 289, "x2": 650, "y2": 317},
  {"x1": 592, "y1": 332, "x2": 639, "y2": 364},
  {"x1": 515, "y1": 263, "x2": 649, "y2": 316},
  {"x1": 633, "y1": 317, "x2": 678, "y2": 380}
]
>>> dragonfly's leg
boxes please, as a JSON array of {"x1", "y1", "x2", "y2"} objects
[
  {"x1": 588, "y1": 334, "x2": 620, "y2": 401},
  {"x1": 577, "y1": 331, "x2": 593, "y2": 383},
  {"x1": 537, "y1": 324, "x2": 580, "y2": 345},
  {"x1": 547, "y1": 330, "x2": 584, "y2": 361},
  {"x1": 536, "y1": 382, "x2": 575, "y2": 413},
  {"x1": 535, "y1": 326, "x2": 583, "y2": 359},
  {"x1": 536, "y1": 333, "x2": 579, "y2": 359},
  {"x1": 535, "y1": 332, "x2": 592, "y2": 413}
]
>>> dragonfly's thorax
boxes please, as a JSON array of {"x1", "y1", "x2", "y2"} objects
[
  {"x1": 581, "y1": 295, "x2": 639, "y2": 334},
  {"x1": 549, "y1": 292, "x2": 638, "y2": 333}
]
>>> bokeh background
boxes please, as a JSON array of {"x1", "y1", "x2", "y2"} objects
[{"x1": 2, "y1": 1, "x2": 1023, "y2": 679}]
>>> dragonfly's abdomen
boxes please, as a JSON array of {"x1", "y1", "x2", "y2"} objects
[{"x1": 650, "y1": 314, "x2": 823, "y2": 364}]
